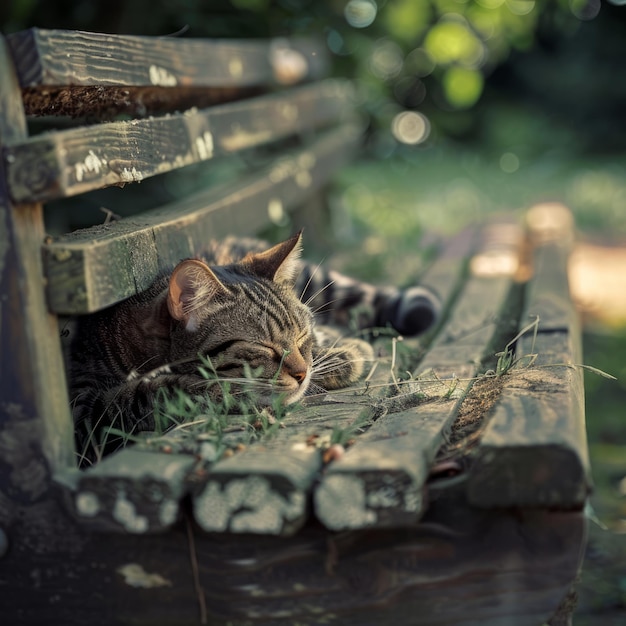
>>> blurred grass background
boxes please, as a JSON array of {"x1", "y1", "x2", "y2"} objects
[{"x1": 3, "y1": 0, "x2": 626, "y2": 621}]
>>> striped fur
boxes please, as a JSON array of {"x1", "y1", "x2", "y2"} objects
[{"x1": 70, "y1": 232, "x2": 438, "y2": 462}]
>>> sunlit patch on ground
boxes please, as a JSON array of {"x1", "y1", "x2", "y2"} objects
[{"x1": 570, "y1": 241, "x2": 626, "y2": 328}]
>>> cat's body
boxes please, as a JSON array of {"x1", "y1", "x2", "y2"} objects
[{"x1": 70, "y1": 233, "x2": 438, "y2": 462}]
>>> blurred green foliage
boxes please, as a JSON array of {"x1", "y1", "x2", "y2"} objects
[{"x1": 3, "y1": 0, "x2": 623, "y2": 148}]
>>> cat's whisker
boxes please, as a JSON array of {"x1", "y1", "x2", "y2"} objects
[
  {"x1": 298, "y1": 260, "x2": 326, "y2": 300},
  {"x1": 312, "y1": 331, "x2": 346, "y2": 354},
  {"x1": 310, "y1": 298, "x2": 343, "y2": 316},
  {"x1": 303, "y1": 280, "x2": 335, "y2": 307},
  {"x1": 132, "y1": 354, "x2": 162, "y2": 373},
  {"x1": 312, "y1": 350, "x2": 370, "y2": 368},
  {"x1": 304, "y1": 381, "x2": 328, "y2": 396}
]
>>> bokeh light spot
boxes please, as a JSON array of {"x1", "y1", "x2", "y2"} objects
[
  {"x1": 477, "y1": 0, "x2": 505, "y2": 7},
  {"x1": 569, "y1": 0, "x2": 601, "y2": 20},
  {"x1": 500, "y1": 152, "x2": 520, "y2": 173},
  {"x1": 268, "y1": 198, "x2": 287, "y2": 225},
  {"x1": 506, "y1": 0, "x2": 536, "y2": 16},
  {"x1": 393, "y1": 76, "x2": 427, "y2": 108},
  {"x1": 442, "y1": 66, "x2": 484, "y2": 108},
  {"x1": 327, "y1": 29, "x2": 349, "y2": 56},
  {"x1": 345, "y1": 0, "x2": 377, "y2": 29},
  {"x1": 424, "y1": 17, "x2": 485, "y2": 67},
  {"x1": 391, "y1": 111, "x2": 431, "y2": 145},
  {"x1": 369, "y1": 39, "x2": 404, "y2": 79}
]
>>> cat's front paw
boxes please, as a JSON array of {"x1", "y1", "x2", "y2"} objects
[{"x1": 312, "y1": 335, "x2": 374, "y2": 390}]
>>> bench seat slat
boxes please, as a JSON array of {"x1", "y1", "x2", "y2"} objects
[
  {"x1": 314, "y1": 221, "x2": 524, "y2": 530},
  {"x1": 43, "y1": 122, "x2": 363, "y2": 314},
  {"x1": 467, "y1": 206, "x2": 590, "y2": 508},
  {"x1": 6, "y1": 79, "x2": 355, "y2": 203},
  {"x1": 467, "y1": 330, "x2": 589, "y2": 508},
  {"x1": 8, "y1": 28, "x2": 326, "y2": 89}
]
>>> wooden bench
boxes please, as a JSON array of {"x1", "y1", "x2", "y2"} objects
[{"x1": 0, "y1": 29, "x2": 590, "y2": 626}]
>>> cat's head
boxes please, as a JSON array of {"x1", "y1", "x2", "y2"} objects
[{"x1": 166, "y1": 232, "x2": 314, "y2": 405}]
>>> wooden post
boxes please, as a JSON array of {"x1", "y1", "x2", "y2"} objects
[{"x1": 0, "y1": 36, "x2": 75, "y2": 535}]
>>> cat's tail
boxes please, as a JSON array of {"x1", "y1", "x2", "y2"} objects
[{"x1": 377, "y1": 286, "x2": 441, "y2": 337}]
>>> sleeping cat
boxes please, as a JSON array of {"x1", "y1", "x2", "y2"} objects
[{"x1": 70, "y1": 232, "x2": 438, "y2": 462}]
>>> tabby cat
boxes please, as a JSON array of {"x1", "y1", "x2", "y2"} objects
[{"x1": 70, "y1": 232, "x2": 438, "y2": 462}]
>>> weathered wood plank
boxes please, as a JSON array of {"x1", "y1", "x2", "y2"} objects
[
  {"x1": 523, "y1": 203, "x2": 577, "y2": 332},
  {"x1": 7, "y1": 28, "x2": 327, "y2": 89},
  {"x1": 314, "y1": 219, "x2": 524, "y2": 530},
  {"x1": 57, "y1": 449, "x2": 197, "y2": 533},
  {"x1": 0, "y1": 34, "x2": 75, "y2": 524},
  {"x1": 0, "y1": 490, "x2": 586, "y2": 626},
  {"x1": 467, "y1": 204, "x2": 590, "y2": 508},
  {"x1": 5, "y1": 79, "x2": 355, "y2": 203},
  {"x1": 43, "y1": 122, "x2": 364, "y2": 314},
  {"x1": 417, "y1": 225, "x2": 477, "y2": 312},
  {"x1": 467, "y1": 332, "x2": 589, "y2": 508},
  {"x1": 196, "y1": 508, "x2": 584, "y2": 626}
]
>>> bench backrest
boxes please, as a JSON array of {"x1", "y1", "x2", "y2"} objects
[{"x1": 0, "y1": 28, "x2": 361, "y2": 482}]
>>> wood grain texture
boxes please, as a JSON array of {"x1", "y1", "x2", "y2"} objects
[
  {"x1": 314, "y1": 220, "x2": 524, "y2": 530},
  {"x1": 0, "y1": 35, "x2": 75, "y2": 525},
  {"x1": 467, "y1": 337, "x2": 589, "y2": 508},
  {"x1": 524, "y1": 242, "x2": 576, "y2": 332},
  {"x1": 0, "y1": 491, "x2": 585, "y2": 626},
  {"x1": 523, "y1": 202, "x2": 576, "y2": 332},
  {"x1": 468, "y1": 208, "x2": 590, "y2": 508},
  {"x1": 5, "y1": 79, "x2": 356, "y2": 203},
  {"x1": 7, "y1": 28, "x2": 327, "y2": 88},
  {"x1": 43, "y1": 122, "x2": 363, "y2": 314}
]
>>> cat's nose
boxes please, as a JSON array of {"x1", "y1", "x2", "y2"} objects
[
  {"x1": 291, "y1": 370, "x2": 307, "y2": 384},
  {"x1": 283, "y1": 349, "x2": 308, "y2": 385}
]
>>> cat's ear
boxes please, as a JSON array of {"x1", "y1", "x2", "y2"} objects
[
  {"x1": 242, "y1": 230, "x2": 303, "y2": 285},
  {"x1": 167, "y1": 259, "x2": 226, "y2": 331}
]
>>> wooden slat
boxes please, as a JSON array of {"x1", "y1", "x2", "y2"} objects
[
  {"x1": 57, "y1": 449, "x2": 197, "y2": 533},
  {"x1": 43, "y1": 122, "x2": 363, "y2": 314},
  {"x1": 7, "y1": 28, "x2": 327, "y2": 89},
  {"x1": 467, "y1": 204, "x2": 590, "y2": 508},
  {"x1": 314, "y1": 219, "x2": 525, "y2": 530},
  {"x1": 5, "y1": 79, "x2": 355, "y2": 203},
  {"x1": 523, "y1": 203, "x2": 577, "y2": 332}
]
